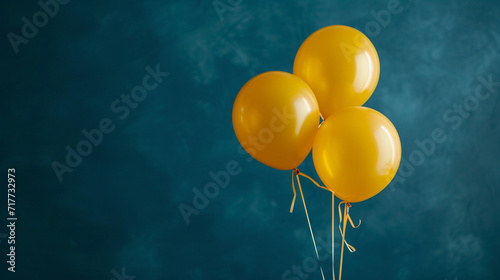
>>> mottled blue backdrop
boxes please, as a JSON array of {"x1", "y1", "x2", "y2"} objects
[{"x1": 1, "y1": 0, "x2": 499, "y2": 279}]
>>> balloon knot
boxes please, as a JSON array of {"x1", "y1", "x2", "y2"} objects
[{"x1": 293, "y1": 168, "x2": 300, "y2": 175}]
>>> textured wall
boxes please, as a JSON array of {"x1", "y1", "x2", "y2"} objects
[{"x1": 1, "y1": 0, "x2": 499, "y2": 279}]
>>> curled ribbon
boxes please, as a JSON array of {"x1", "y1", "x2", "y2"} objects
[
  {"x1": 338, "y1": 201, "x2": 361, "y2": 280},
  {"x1": 289, "y1": 169, "x2": 362, "y2": 280},
  {"x1": 290, "y1": 168, "x2": 328, "y2": 213},
  {"x1": 290, "y1": 168, "x2": 327, "y2": 280}
]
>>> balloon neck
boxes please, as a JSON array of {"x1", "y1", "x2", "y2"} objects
[{"x1": 346, "y1": 202, "x2": 351, "y2": 213}]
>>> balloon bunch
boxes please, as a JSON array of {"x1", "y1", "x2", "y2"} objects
[{"x1": 232, "y1": 25, "x2": 401, "y2": 280}]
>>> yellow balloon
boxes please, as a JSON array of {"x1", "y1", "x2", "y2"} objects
[
  {"x1": 233, "y1": 71, "x2": 320, "y2": 170},
  {"x1": 313, "y1": 107, "x2": 401, "y2": 203},
  {"x1": 294, "y1": 25, "x2": 380, "y2": 119}
]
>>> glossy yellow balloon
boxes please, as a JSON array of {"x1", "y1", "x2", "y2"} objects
[
  {"x1": 313, "y1": 107, "x2": 401, "y2": 203},
  {"x1": 233, "y1": 71, "x2": 320, "y2": 170},
  {"x1": 294, "y1": 25, "x2": 380, "y2": 119}
]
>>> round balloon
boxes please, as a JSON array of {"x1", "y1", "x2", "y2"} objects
[
  {"x1": 294, "y1": 25, "x2": 380, "y2": 119},
  {"x1": 233, "y1": 71, "x2": 320, "y2": 170},
  {"x1": 313, "y1": 106, "x2": 401, "y2": 202}
]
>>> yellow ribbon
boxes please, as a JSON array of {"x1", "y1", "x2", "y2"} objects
[
  {"x1": 289, "y1": 169, "x2": 363, "y2": 280},
  {"x1": 331, "y1": 192, "x2": 336, "y2": 280},
  {"x1": 290, "y1": 169, "x2": 328, "y2": 213},
  {"x1": 291, "y1": 169, "x2": 326, "y2": 280},
  {"x1": 337, "y1": 201, "x2": 361, "y2": 280},
  {"x1": 290, "y1": 171, "x2": 297, "y2": 213},
  {"x1": 298, "y1": 172, "x2": 330, "y2": 191}
]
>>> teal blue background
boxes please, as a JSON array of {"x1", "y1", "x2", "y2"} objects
[{"x1": 1, "y1": 0, "x2": 499, "y2": 279}]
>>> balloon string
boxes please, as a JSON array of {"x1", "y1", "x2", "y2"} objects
[
  {"x1": 337, "y1": 201, "x2": 361, "y2": 280},
  {"x1": 339, "y1": 202, "x2": 347, "y2": 280},
  {"x1": 332, "y1": 192, "x2": 336, "y2": 280},
  {"x1": 298, "y1": 172, "x2": 330, "y2": 191},
  {"x1": 338, "y1": 201, "x2": 361, "y2": 235},
  {"x1": 290, "y1": 169, "x2": 328, "y2": 213},
  {"x1": 290, "y1": 171, "x2": 297, "y2": 213},
  {"x1": 294, "y1": 169, "x2": 326, "y2": 280}
]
